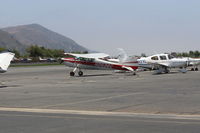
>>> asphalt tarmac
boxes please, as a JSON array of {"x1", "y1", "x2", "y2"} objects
[{"x1": 0, "y1": 66, "x2": 200, "y2": 133}]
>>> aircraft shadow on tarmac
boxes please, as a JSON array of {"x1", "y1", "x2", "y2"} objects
[
  {"x1": 0, "y1": 85, "x2": 7, "y2": 88},
  {"x1": 152, "y1": 71, "x2": 184, "y2": 75},
  {"x1": 0, "y1": 85, "x2": 21, "y2": 88},
  {"x1": 76, "y1": 73, "x2": 112, "y2": 77}
]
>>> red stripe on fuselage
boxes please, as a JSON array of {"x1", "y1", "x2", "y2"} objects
[
  {"x1": 63, "y1": 58, "x2": 138, "y2": 71},
  {"x1": 111, "y1": 64, "x2": 138, "y2": 70},
  {"x1": 63, "y1": 58, "x2": 96, "y2": 66}
]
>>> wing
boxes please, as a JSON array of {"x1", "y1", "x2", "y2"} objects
[
  {"x1": 64, "y1": 53, "x2": 110, "y2": 59},
  {"x1": 148, "y1": 62, "x2": 169, "y2": 69},
  {"x1": 0, "y1": 52, "x2": 15, "y2": 72}
]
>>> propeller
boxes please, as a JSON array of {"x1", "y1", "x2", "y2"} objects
[
  {"x1": 58, "y1": 58, "x2": 64, "y2": 64},
  {"x1": 117, "y1": 48, "x2": 128, "y2": 64}
]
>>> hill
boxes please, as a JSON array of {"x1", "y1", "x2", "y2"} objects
[
  {"x1": 0, "y1": 29, "x2": 26, "y2": 52},
  {"x1": 2, "y1": 24, "x2": 88, "y2": 53}
]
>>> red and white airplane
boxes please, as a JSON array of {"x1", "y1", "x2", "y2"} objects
[
  {"x1": 0, "y1": 52, "x2": 15, "y2": 73},
  {"x1": 61, "y1": 52, "x2": 139, "y2": 76}
]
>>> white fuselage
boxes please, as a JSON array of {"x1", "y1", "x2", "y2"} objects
[
  {"x1": 186, "y1": 58, "x2": 200, "y2": 66},
  {"x1": 137, "y1": 54, "x2": 187, "y2": 69},
  {"x1": 62, "y1": 57, "x2": 138, "y2": 71},
  {"x1": 63, "y1": 58, "x2": 113, "y2": 70}
]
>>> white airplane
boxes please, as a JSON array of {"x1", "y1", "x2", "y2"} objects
[
  {"x1": 61, "y1": 53, "x2": 139, "y2": 76},
  {"x1": 0, "y1": 52, "x2": 15, "y2": 73},
  {"x1": 137, "y1": 53, "x2": 189, "y2": 74}
]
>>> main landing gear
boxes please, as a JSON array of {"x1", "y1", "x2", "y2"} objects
[
  {"x1": 69, "y1": 67, "x2": 83, "y2": 76},
  {"x1": 164, "y1": 69, "x2": 170, "y2": 73},
  {"x1": 78, "y1": 71, "x2": 83, "y2": 76},
  {"x1": 69, "y1": 70, "x2": 83, "y2": 76},
  {"x1": 191, "y1": 67, "x2": 199, "y2": 71},
  {"x1": 70, "y1": 71, "x2": 75, "y2": 76}
]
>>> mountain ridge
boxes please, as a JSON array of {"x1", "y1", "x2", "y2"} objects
[
  {"x1": 1, "y1": 24, "x2": 88, "y2": 53},
  {"x1": 0, "y1": 29, "x2": 26, "y2": 53}
]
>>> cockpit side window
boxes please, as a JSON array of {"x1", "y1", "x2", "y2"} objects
[
  {"x1": 76, "y1": 57, "x2": 94, "y2": 62},
  {"x1": 160, "y1": 55, "x2": 167, "y2": 60},
  {"x1": 168, "y1": 55, "x2": 174, "y2": 59},
  {"x1": 151, "y1": 56, "x2": 159, "y2": 60}
]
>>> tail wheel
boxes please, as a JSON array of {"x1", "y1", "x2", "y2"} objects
[
  {"x1": 70, "y1": 71, "x2": 75, "y2": 76},
  {"x1": 78, "y1": 71, "x2": 83, "y2": 76},
  {"x1": 195, "y1": 68, "x2": 199, "y2": 71}
]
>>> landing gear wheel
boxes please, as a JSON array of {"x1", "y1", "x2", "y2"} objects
[
  {"x1": 70, "y1": 71, "x2": 75, "y2": 76},
  {"x1": 195, "y1": 68, "x2": 199, "y2": 71},
  {"x1": 164, "y1": 69, "x2": 169, "y2": 73},
  {"x1": 78, "y1": 71, "x2": 83, "y2": 76},
  {"x1": 133, "y1": 72, "x2": 136, "y2": 75},
  {"x1": 191, "y1": 68, "x2": 195, "y2": 71}
]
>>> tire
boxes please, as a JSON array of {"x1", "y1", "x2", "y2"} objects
[
  {"x1": 195, "y1": 68, "x2": 198, "y2": 71},
  {"x1": 70, "y1": 71, "x2": 75, "y2": 76},
  {"x1": 164, "y1": 69, "x2": 169, "y2": 73},
  {"x1": 191, "y1": 68, "x2": 195, "y2": 71},
  {"x1": 78, "y1": 71, "x2": 83, "y2": 76}
]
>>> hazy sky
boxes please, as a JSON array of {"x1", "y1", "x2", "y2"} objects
[{"x1": 1, "y1": 0, "x2": 200, "y2": 55}]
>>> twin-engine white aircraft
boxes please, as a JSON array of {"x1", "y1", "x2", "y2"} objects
[
  {"x1": 138, "y1": 53, "x2": 189, "y2": 74},
  {"x1": 61, "y1": 53, "x2": 138, "y2": 76},
  {"x1": 0, "y1": 52, "x2": 15, "y2": 73}
]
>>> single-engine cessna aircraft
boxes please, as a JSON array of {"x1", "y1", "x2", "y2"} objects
[
  {"x1": 61, "y1": 53, "x2": 138, "y2": 76},
  {"x1": 137, "y1": 53, "x2": 189, "y2": 74},
  {"x1": 0, "y1": 52, "x2": 15, "y2": 73}
]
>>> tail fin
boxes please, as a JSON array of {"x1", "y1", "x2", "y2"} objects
[
  {"x1": 117, "y1": 48, "x2": 128, "y2": 63},
  {"x1": 0, "y1": 52, "x2": 15, "y2": 73}
]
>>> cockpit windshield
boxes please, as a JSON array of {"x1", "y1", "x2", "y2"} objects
[{"x1": 151, "y1": 56, "x2": 159, "y2": 60}]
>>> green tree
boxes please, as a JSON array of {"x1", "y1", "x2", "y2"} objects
[
  {"x1": 189, "y1": 51, "x2": 194, "y2": 57},
  {"x1": 141, "y1": 53, "x2": 146, "y2": 57},
  {"x1": 194, "y1": 50, "x2": 200, "y2": 58},
  {"x1": 181, "y1": 52, "x2": 189, "y2": 57},
  {"x1": 26, "y1": 45, "x2": 65, "y2": 58},
  {"x1": 0, "y1": 47, "x2": 6, "y2": 52},
  {"x1": 26, "y1": 45, "x2": 44, "y2": 57},
  {"x1": 11, "y1": 49, "x2": 20, "y2": 58}
]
